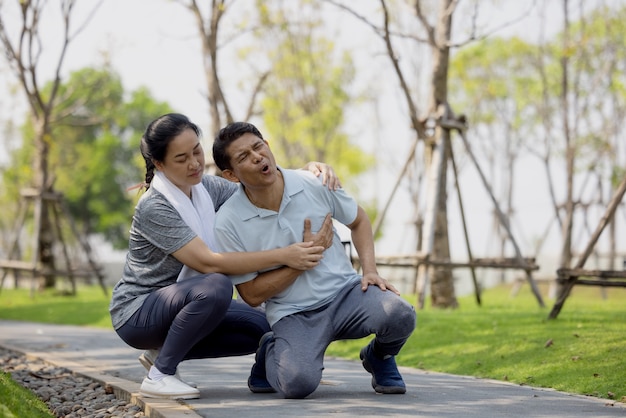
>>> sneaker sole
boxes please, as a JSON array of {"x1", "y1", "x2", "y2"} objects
[
  {"x1": 139, "y1": 390, "x2": 200, "y2": 400},
  {"x1": 248, "y1": 385, "x2": 278, "y2": 394},
  {"x1": 248, "y1": 376, "x2": 277, "y2": 394},
  {"x1": 372, "y1": 383, "x2": 406, "y2": 394}
]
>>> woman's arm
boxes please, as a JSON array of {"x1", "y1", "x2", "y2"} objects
[
  {"x1": 172, "y1": 214, "x2": 334, "y2": 275},
  {"x1": 172, "y1": 237, "x2": 324, "y2": 275}
]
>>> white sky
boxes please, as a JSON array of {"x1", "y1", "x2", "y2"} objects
[{"x1": 1, "y1": 0, "x2": 624, "y2": 285}]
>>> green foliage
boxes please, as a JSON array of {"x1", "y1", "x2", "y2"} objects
[
  {"x1": 449, "y1": 36, "x2": 545, "y2": 156},
  {"x1": 254, "y1": 0, "x2": 373, "y2": 193},
  {"x1": 0, "y1": 67, "x2": 173, "y2": 248},
  {"x1": 0, "y1": 372, "x2": 54, "y2": 418},
  {"x1": 561, "y1": 4, "x2": 626, "y2": 174},
  {"x1": 449, "y1": 4, "x2": 626, "y2": 176}
]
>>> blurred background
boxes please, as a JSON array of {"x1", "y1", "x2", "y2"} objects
[{"x1": 1, "y1": 0, "x2": 625, "y2": 307}]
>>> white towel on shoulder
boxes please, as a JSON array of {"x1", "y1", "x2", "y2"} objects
[{"x1": 151, "y1": 170, "x2": 217, "y2": 281}]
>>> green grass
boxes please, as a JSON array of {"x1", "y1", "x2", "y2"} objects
[
  {"x1": 0, "y1": 372, "x2": 54, "y2": 418},
  {"x1": 0, "y1": 286, "x2": 113, "y2": 328},
  {"x1": 0, "y1": 282, "x2": 624, "y2": 405}
]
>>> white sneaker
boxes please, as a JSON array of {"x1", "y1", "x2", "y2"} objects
[
  {"x1": 139, "y1": 349, "x2": 197, "y2": 388},
  {"x1": 139, "y1": 376, "x2": 200, "y2": 399}
]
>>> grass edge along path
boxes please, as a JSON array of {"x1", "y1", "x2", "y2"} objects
[
  {"x1": 0, "y1": 372, "x2": 54, "y2": 418},
  {"x1": 0, "y1": 283, "x2": 624, "y2": 404}
]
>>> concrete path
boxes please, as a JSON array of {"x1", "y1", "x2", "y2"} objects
[{"x1": 0, "y1": 320, "x2": 623, "y2": 418}]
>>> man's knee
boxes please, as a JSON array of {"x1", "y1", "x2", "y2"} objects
[
  {"x1": 278, "y1": 369, "x2": 321, "y2": 399},
  {"x1": 386, "y1": 297, "x2": 417, "y2": 336}
]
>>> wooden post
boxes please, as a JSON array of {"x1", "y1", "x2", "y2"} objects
[
  {"x1": 416, "y1": 119, "x2": 446, "y2": 309},
  {"x1": 450, "y1": 142, "x2": 481, "y2": 305},
  {"x1": 0, "y1": 199, "x2": 30, "y2": 291},
  {"x1": 453, "y1": 123, "x2": 545, "y2": 307},
  {"x1": 0, "y1": 188, "x2": 106, "y2": 296},
  {"x1": 372, "y1": 135, "x2": 420, "y2": 238},
  {"x1": 548, "y1": 174, "x2": 626, "y2": 319}
]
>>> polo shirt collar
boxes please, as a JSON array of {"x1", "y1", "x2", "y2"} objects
[{"x1": 235, "y1": 166, "x2": 304, "y2": 220}]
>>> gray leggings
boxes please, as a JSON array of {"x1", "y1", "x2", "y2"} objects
[
  {"x1": 116, "y1": 274, "x2": 270, "y2": 375},
  {"x1": 266, "y1": 281, "x2": 416, "y2": 398}
]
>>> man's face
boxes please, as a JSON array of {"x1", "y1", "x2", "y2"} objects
[{"x1": 223, "y1": 132, "x2": 278, "y2": 189}]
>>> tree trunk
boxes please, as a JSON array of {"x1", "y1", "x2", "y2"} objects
[
  {"x1": 557, "y1": 0, "x2": 575, "y2": 291},
  {"x1": 34, "y1": 122, "x2": 57, "y2": 288},
  {"x1": 427, "y1": 0, "x2": 457, "y2": 308},
  {"x1": 430, "y1": 128, "x2": 458, "y2": 308},
  {"x1": 186, "y1": 0, "x2": 231, "y2": 136}
]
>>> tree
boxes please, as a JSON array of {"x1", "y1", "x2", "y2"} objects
[
  {"x1": 255, "y1": 0, "x2": 373, "y2": 185},
  {"x1": 329, "y1": 0, "x2": 459, "y2": 308},
  {"x1": 448, "y1": 2, "x2": 626, "y2": 303},
  {"x1": 177, "y1": 0, "x2": 372, "y2": 192},
  {"x1": 178, "y1": 0, "x2": 233, "y2": 135},
  {"x1": 449, "y1": 37, "x2": 543, "y2": 273},
  {"x1": 177, "y1": 0, "x2": 273, "y2": 136},
  {"x1": 533, "y1": 2, "x2": 626, "y2": 299},
  {"x1": 551, "y1": 2, "x2": 626, "y2": 272},
  {"x1": 0, "y1": 66, "x2": 173, "y2": 254},
  {"x1": 47, "y1": 68, "x2": 170, "y2": 247},
  {"x1": 0, "y1": 1, "x2": 174, "y2": 290},
  {"x1": 0, "y1": 0, "x2": 103, "y2": 287},
  {"x1": 326, "y1": 0, "x2": 549, "y2": 308}
]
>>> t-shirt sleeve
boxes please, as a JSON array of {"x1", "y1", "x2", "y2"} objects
[
  {"x1": 328, "y1": 188, "x2": 358, "y2": 226},
  {"x1": 134, "y1": 194, "x2": 196, "y2": 254},
  {"x1": 203, "y1": 175, "x2": 238, "y2": 211}
]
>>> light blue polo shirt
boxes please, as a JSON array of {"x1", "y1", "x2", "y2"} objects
[{"x1": 214, "y1": 168, "x2": 361, "y2": 326}]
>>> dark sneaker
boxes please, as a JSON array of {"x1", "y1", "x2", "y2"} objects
[
  {"x1": 248, "y1": 332, "x2": 277, "y2": 393},
  {"x1": 359, "y1": 342, "x2": 406, "y2": 394}
]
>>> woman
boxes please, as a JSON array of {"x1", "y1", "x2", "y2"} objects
[{"x1": 109, "y1": 113, "x2": 338, "y2": 399}]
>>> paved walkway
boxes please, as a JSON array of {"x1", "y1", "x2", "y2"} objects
[{"x1": 0, "y1": 320, "x2": 623, "y2": 418}]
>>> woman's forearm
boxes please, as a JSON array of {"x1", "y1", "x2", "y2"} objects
[
  {"x1": 209, "y1": 248, "x2": 289, "y2": 275},
  {"x1": 173, "y1": 237, "x2": 323, "y2": 275}
]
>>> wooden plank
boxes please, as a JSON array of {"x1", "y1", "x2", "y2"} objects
[
  {"x1": 0, "y1": 260, "x2": 37, "y2": 270},
  {"x1": 556, "y1": 279, "x2": 626, "y2": 287},
  {"x1": 374, "y1": 256, "x2": 538, "y2": 270},
  {"x1": 549, "y1": 174, "x2": 626, "y2": 319},
  {"x1": 0, "y1": 262, "x2": 102, "y2": 277},
  {"x1": 377, "y1": 254, "x2": 535, "y2": 263},
  {"x1": 557, "y1": 268, "x2": 626, "y2": 279}
]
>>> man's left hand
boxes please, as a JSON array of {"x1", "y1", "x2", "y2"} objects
[{"x1": 361, "y1": 272, "x2": 401, "y2": 295}]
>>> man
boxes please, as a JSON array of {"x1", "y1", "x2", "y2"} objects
[{"x1": 212, "y1": 122, "x2": 416, "y2": 399}]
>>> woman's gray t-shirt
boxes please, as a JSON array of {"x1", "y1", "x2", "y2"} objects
[{"x1": 108, "y1": 175, "x2": 238, "y2": 329}]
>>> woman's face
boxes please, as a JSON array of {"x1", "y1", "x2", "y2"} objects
[{"x1": 155, "y1": 128, "x2": 205, "y2": 197}]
